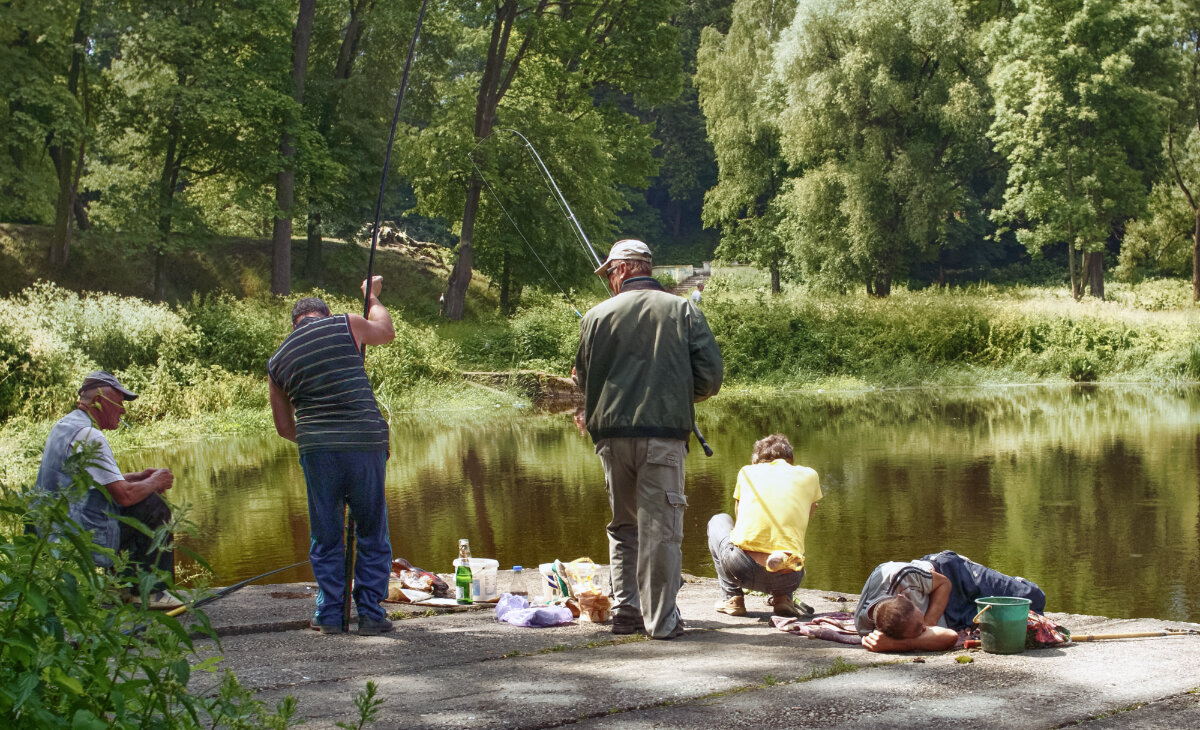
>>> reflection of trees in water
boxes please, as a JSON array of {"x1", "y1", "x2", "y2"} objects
[{"x1": 145, "y1": 386, "x2": 1200, "y2": 621}]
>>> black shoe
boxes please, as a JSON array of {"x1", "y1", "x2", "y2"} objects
[
  {"x1": 612, "y1": 610, "x2": 646, "y2": 635},
  {"x1": 358, "y1": 615, "x2": 394, "y2": 636},
  {"x1": 310, "y1": 619, "x2": 347, "y2": 635}
]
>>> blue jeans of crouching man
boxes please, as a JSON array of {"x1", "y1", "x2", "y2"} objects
[
  {"x1": 299, "y1": 450, "x2": 391, "y2": 626},
  {"x1": 707, "y1": 513, "x2": 803, "y2": 598}
]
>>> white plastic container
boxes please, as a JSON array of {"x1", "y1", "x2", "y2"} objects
[
  {"x1": 539, "y1": 562, "x2": 565, "y2": 601},
  {"x1": 452, "y1": 558, "x2": 499, "y2": 602}
]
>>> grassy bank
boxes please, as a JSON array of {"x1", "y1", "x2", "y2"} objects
[{"x1": 3, "y1": 225, "x2": 1199, "y2": 491}]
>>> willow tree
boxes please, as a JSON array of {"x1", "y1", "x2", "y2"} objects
[
  {"x1": 695, "y1": 0, "x2": 794, "y2": 293},
  {"x1": 771, "y1": 0, "x2": 992, "y2": 297},
  {"x1": 421, "y1": 0, "x2": 683, "y2": 320},
  {"x1": 988, "y1": 0, "x2": 1173, "y2": 300}
]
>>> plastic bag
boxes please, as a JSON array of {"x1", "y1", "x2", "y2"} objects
[
  {"x1": 495, "y1": 593, "x2": 574, "y2": 628},
  {"x1": 561, "y1": 557, "x2": 601, "y2": 595}
]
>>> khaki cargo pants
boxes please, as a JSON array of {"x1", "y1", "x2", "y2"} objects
[{"x1": 596, "y1": 437, "x2": 687, "y2": 638}]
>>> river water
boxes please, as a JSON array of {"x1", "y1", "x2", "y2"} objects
[{"x1": 137, "y1": 385, "x2": 1200, "y2": 622}]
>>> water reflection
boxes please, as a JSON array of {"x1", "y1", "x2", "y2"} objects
[{"x1": 130, "y1": 385, "x2": 1200, "y2": 622}]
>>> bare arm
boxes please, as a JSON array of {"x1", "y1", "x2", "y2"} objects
[
  {"x1": 104, "y1": 468, "x2": 173, "y2": 507},
  {"x1": 862, "y1": 625, "x2": 958, "y2": 653},
  {"x1": 923, "y1": 570, "x2": 951, "y2": 626},
  {"x1": 349, "y1": 276, "x2": 395, "y2": 348},
  {"x1": 269, "y1": 378, "x2": 297, "y2": 442},
  {"x1": 123, "y1": 468, "x2": 157, "y2": 481}
]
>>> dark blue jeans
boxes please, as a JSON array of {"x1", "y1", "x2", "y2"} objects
[
  {"x1": 299, "y1": 450, "x2": 390, "y2": 625},
  {"x1": 923, "y1": 550, "x2": 1046, "y2": 630}
]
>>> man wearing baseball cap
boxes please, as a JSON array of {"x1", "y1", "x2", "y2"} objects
[
  {"x1": 575, "y1": 239, "x2": 723, "y2": 639},
  {"x1": 35, "y1": 371, "x2": 180, "y2": 609}
]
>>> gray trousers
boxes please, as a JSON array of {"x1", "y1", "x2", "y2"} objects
[
  {"x1": 597, "y1": 437, "x2": 687, "y2": 638},
  {"x1": 707, "y1": 513, "x2": 804, "y2": 599}
]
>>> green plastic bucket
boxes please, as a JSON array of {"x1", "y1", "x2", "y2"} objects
[{"x1": 973, "y1": 596, "x2": 1031, "y2": 654}]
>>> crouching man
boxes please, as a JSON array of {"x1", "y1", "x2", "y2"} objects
[
  {"x1": 855, "y1": 550, "x2": 1046, "y2": 652},
  {"x1": 708, "y1": 433, "x2": 821, "y2": 619},
  {"x1": 35, "y1": 371, "x2": 179, "y2": 609}
]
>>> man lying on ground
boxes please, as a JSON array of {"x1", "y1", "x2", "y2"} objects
[
  {"x1": 35, "y1": 371, "x2": 180, "y2": 609},
  {"x1": 708, "y1": 433, "x2": 821, "y2": 619},
  {"x1": 855, "y1": 550, "x2": 1046, "y2": 652}
]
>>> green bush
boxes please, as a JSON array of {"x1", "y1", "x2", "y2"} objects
[
  {"x1": 182, "y1": 293, "x2": 289, "y2": 374},
  {"x1": 1, "y1": 448, "x2": 296, "y2": 728},
  {"x1": 365, "y1": 318, "x2": 462, "y2": 400}
]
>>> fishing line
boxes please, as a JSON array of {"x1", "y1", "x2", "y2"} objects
[
  {"x1": 467, "y1": 129, "x2": 714, "y2": 456},
  {"x1": 466, "y1": 152, "x2": 583, "y2": 317}
]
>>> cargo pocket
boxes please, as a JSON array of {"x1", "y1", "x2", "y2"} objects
[{"x1": 660, "y1": 491, "x2": 687, "y2": 544}]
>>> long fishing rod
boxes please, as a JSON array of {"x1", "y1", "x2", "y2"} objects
[
  {"x1": 473, "y1": 129, "x2": 714, "y2": 457},
  {"x1": 164, "y1": 560, "x2": 311, "y2": 619},
  {"x1": 345, "y1": 0, "x2": 430, "y2": 633}
]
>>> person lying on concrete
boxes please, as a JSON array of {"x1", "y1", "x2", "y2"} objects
[
  {"x1": 268, "y1": 277, "x2": 396, "y2": 636},
  {"x1": 708, "y1": 433, "x2": 821, "y2": 619},
  {"x1": 855, "y1": 551, "x2": 1046, "y2": 652},
  {"x1": 35, "y1": 371, "x2": 180, "y2": 610}
]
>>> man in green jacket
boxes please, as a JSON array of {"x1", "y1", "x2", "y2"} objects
[{"x1": 575, "y1": 239, "x2": 723, "y2": 639}]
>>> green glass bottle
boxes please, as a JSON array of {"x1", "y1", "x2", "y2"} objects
[{"x1": 455, "y1": 539, "x2": 473, "y2": 605}]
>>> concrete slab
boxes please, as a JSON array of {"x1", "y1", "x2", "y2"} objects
[{"x1": 188, "y1": 576, "x2": 1200, "y2": 729}]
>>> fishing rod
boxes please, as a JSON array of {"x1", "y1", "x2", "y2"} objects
[
  {"x1": 472, "y1": 129, "x2": 714, "y2": 457},
  {"x1": 164, "y1": 560, "x2": 311, "y2": 619},
  {"x1": 345, "y1": 0, "x2": 430, "y2": 633}
]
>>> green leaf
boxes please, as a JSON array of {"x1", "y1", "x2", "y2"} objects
[{"x1": 71, "y1": 710, "x2": 109, "y2": 730}]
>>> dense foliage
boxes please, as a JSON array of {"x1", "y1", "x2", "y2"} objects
[{"x1": 0, "y1": 446, "x2": 296, "y2": 728}]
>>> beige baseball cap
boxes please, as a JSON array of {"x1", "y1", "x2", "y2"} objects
[{"x1": 594, "y1": 239, "x2": 653, "y2": 277}]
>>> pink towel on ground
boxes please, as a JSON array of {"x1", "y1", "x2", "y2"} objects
[{"x1": 772, "y1": 612, "x2": 862, "y2": 644}]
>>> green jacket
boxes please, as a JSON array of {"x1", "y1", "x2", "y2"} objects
[{"x1": 575, "y1": 277, "x2": 723, "y2": 443}]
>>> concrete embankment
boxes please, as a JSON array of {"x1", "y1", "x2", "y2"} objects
[{"x1": 192, "y1": 576, "x2": 1200, "y2": 729}]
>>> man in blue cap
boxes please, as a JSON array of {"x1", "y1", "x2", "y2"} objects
[{"x1": 36, "y1": 370, "x2": 180, "y2": 609}]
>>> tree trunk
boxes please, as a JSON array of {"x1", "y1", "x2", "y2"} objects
[
  {"x1": 1068, "y1": 244, "x2": 1081, "y2": 300},
  {"x1": 49, "y1": 146, "x2": 74, "y2": 267},
  {"x1": 48, "y1": 0, "x2": 93, "y2": 268},
  {"x1": 769, "y1": 262, "x2": 780, "y2": 294},
  {"x1": 154, "y1": 122, "x2": 182, "y2": 303},
  {"x1": 305, "y1": 212, "x2": 323, "y2": 282},
  {"x1": 443, "y1": 0, "x2": 542, "y2": 320},
  {"x1": 1193, "y1": 210, "x2": 1200, "y2": 302},
  {"x1": 1085, "y1": 250, "x2": 1104, "y2": 300},
  {"x1": 499, "y1": 249, "x2": 512, "y2": 314},
  {"x1": 153, "y1": 250, "x2": 167, "y2": 302},
  {"x1": 271, "y1": 0, "x2": 316, "y2": 297},
  {"x1": 445, "y1": 178, "x2": 483, "y2": 320}
]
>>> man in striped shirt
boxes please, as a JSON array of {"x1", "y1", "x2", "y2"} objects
[{"x1": 268, "y1": 276, "x2": 396, "y2": 635}]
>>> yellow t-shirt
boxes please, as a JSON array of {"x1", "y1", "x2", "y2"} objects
[{"x1": 729, "y1": 460, "x2": 822, "y2": 567}]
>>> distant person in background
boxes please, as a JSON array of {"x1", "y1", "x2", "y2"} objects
[
  {"x1": 708, "y1": 433, "x2": 820, "y2": 619},
  {"x1": 690, "y1": 282, "x2": 704, "y2": 305},
  {"x1": 35, "y1": 371, "x2": 180, "y2": 609},
  {"x1": 268, "y1": 276, "x2": 396, "y2": 636},
  {"x1": 855, "y1": 551, "x2": 1046, "y2": 652}
]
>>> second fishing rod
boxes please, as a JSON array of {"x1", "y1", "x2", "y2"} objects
[{"x1": 470, "y1": 129, "x2": 714, "y2": 457}]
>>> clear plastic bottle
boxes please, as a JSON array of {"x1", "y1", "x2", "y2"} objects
[{"x1": 506, "y1": 565, "x2": 528, "y2": 597}]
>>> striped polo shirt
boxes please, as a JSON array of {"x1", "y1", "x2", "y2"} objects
[{"x1": 267, "y1": 314, "x2": 389, "y2": 454}]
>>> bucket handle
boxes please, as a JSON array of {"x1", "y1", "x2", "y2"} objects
[{"x1": 973, "y1": 604, "x2": 991, "y2": 624}]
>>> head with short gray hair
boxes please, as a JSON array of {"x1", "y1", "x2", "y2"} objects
[{"x1": 291, "y1": 297, "x2": 331, "y2": 328}]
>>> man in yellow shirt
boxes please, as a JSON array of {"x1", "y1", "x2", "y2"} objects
[{"x1": 707, "y1": 433, "x2": 821, "y2": 618}]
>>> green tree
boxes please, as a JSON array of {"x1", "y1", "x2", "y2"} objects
[
  {"x1": 987, "y1": 0, "x2": 1174, "y2": 300},
  {"x1": 270, "y1": 0, "x2": 316, "y2": 297},
  {"x1": 427, "y1": 0, "x2": 684, "y2": 319},
  {"x1": 696, "y1": 0, "x2": 793, "y2": 293},
  {"x1": 640, "y1": 0, "x2": 731, "y2": 244},
  {"x1": 84, "y1": 0, "x2": 295, "y2": 301},
  {"x1": 0, "y1": 0, "x2": 94, "y2": 259},
  {"x1": 771, "y1": 0, "x2": 992, "y2": 296},
  {"x1": 1157, "y1": 1, "x2": 1200, "y2": 300}
]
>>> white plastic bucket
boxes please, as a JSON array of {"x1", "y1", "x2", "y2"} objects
[{"x1": 453, "y1": 558, "x2": 499, "y2": 602}]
